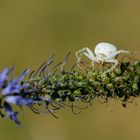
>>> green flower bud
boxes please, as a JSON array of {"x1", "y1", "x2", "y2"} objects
[
  {"x1": 106, "y1": 83, "x2": 114, "y2": 89},
  {"x1": 132, "y1": 83, "x2": 138, "y2": 91},
  {"x1": 114, "y1": 67, "x2": 122, "y2": 75},
  {"x1": 114, "y1": 77, "x2": 123, "y2": 84}
]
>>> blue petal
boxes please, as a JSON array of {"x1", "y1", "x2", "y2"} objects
[
  {"x1": 0, "y1": 68, "x2": 9, "y2": 87},
  {"x1": 16, "y1": 69, "x2": 30, "y2": 83},
  {"x1": 5, "y1": 95, "x2": 33, "y2": 105},
  {"x1": 2, "y1": 83, "x2": 23, "y2": 95},
  {"x1": 2, "y1": 69, "x2": 30, "y2": 95},
  {"x1": 4, "y1": 102, "x2": 21, "y2": 126}
]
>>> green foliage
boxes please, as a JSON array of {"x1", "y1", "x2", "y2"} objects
[{"x1": 29, "y1": 55, "x2": 140, "y2": 110}]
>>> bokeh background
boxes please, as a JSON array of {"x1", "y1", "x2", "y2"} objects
[{"x1": 0, "y1": 0, "x2": 140, "y2": 140}]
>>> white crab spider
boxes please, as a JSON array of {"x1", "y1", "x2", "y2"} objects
[{"x1": 76, "y1": 42, "x2": 130, "y2": 73}]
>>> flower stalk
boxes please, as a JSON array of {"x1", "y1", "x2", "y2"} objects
[{"x1": 0, "y1": 53, "x2": 139, "y2": 126}]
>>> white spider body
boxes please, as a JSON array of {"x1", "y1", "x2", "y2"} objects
[
  {"x1": 76, "y1": 42, "x2": 130, "y2": 73},
  {"x1": 95, "y1": 43, "x2": 117, "y2": 59}
]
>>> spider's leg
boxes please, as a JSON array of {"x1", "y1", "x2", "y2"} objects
[
  {"x1": 105, "y1": 50, "x2": 130, "y2": 60},
  {"x1": 84, "y1": 51, "x2": 100, "y2": 67},
  {"x1": 116, "y1": 50, "x2": 130, "y2": 55},
  {"x1": 76, "y1": 47, "x2": 96, "y2": 63},
  {"x1": 91, "y1": 61, "x2": 95, "y2": 67},
  {"x1": 103, "y1": 59, "x2": 119, "y2": 74}
]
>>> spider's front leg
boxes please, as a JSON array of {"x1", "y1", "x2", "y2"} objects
[
  {"x1": 104, "y1": 59, "x2": 119, "y2": 74},
  {"x1": 103, "y1": 50, "x2": 130, "y2": 73},
  {"x1": 76, "y1": 48, "x2": 97, "y2": 67}
]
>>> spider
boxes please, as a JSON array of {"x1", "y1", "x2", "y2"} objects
[{"x1": 76, "y1": 42, "x2": 130, "y2": 73}]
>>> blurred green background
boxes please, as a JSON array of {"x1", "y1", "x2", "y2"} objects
[{"x1": 0, "y1": 0, "x2": 140, "y2": 140}]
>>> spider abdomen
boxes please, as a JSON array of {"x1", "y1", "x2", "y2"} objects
[{"x1": 95, "y1": 42, "x2": 117, "y2": 58}]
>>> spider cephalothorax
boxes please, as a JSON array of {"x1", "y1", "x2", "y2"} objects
[{"x1": 76, "y1": 42, "x2": 130, "y2": 73}]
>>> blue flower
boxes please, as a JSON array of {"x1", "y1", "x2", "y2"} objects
[
  {"x1": 3, "y1": 101, "x2": 21, "y2": 126},
  {"x1": 2, "y1": 69, "x2": 30, "y2": 95},
  {"x1": 1, "y1": 69, "x2": 33, "y2": 106},
  {"x1": 5, "y1": 95, "x2": 33, "y2": 106},
  {"x1": 0, "y1": 68, "x2": 9, "y2": 87}
]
